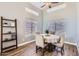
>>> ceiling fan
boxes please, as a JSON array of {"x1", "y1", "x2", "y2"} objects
[{"x1": 41, "y1": 2, "x2": 60, "y2": 8}]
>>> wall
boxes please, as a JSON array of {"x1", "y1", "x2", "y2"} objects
[
  {"x1": 0, "y1": 2, "x2": 78, "y2": 51},
  {"x1": 64, "y1": 3, "x2": 77, "y2": 43},
  {"x1": 0, "y1": 2, "x2": 42, "y2": 50},
  {"x1": 76, "y1": 3, "x2": 79, "y2": 48},
  {"x1": 42, "y1": 3, "x2": 77, "y2": 43}
]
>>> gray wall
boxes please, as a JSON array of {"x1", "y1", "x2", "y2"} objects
[
  {"x1": 42, "y1": 3, "x2": 77, "y2": 43},
  {"x1": 76, "y1": 3, "x2": 79, "y2": 48},
  {"x1": 0, "y1": 2, "x2": 79, "y2": 51},
  {"x1": 64, "y1": 3, "x2": 77, "y2": 43},
  {"x1": 0, "y1": 2, "x2": 42, "y2": 49}
]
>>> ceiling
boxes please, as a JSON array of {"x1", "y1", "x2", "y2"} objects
[
  {"x1": 30, "y1": 2, "x2": 64, "y2": 10},
  {"x1": 30, "y1": 2, "x2": 44, "y2": 9}
]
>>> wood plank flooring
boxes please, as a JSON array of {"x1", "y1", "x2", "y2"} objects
[{"x1": 1, "y1": 42, "x2": 79, "y2": 56}]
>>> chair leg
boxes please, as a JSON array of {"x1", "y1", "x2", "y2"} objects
[
  {"x1": 41, "y1": 48, "x2": 44, "y2": 56},
  {"x1": 61, "y1": 50, "x2": 63, "y2": 55},
  {"x1": 56, "y1": 47, "x2": 64, "y2": 55},
  {"x1": 61, "y1": 47, "x2": 64, "y2": 55},
  {"x1": 56, "y1": 47, "x2": 59, "y2": 54},
  {"x1": 36, "y1": 46, "x2": 38, "y2": 53}
]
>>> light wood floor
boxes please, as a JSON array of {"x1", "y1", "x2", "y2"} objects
[{"x1": 1, "y1": 42, "x2": 79, "y2": 56}]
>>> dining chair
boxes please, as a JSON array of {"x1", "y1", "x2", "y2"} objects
[
  {"x1": 35, "y1": 33, "x2": 48, "y2": 56},
  {"x1": 50, "y1": 35, "x2": 60, "y2": 51},
  {"x1": 55, "y1": 36, "x2": 64, "y2": 55}
]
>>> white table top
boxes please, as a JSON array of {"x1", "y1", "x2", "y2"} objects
[{"x1": 41, "y1": 34, "x2": 60, "y2": 43}]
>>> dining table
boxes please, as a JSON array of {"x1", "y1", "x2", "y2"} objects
[
  {"x1": 41, "y1": 34, "x2": 60, "y2": 52},
  {"x1": 41, "y1": 34, "x2": 59, "y2": 43}
]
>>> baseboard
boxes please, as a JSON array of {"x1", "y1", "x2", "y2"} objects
[
  {"x1": 18, "y1": 40, "x2": 35, "y2": 47},
  {"x1": 64, "y1": 41, "x2": 77, "y2": 46},
  {"x1": 18, "y1": 40, "x2": 77, "y2": 47}
]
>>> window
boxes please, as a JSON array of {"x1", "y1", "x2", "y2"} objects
[{"x1": 25, "y1": 19, "x2": 36, "y2": 34}]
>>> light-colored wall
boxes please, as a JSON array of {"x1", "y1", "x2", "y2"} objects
[
  {"x1": 43, "y1": 3, "x2": 77, "y2": 43},
  {"x1": 0, "y1": 2, "x2": 42, "y2": 49},
  {"x1": 64, "y1": 3, "x2": 77, "y2": 43},
  {"x1": 76, "y1": 3, "x2": 79, "y2": 48},
  {"x1": 0, "y1": 2, "x2": 79, "y2": 51}
]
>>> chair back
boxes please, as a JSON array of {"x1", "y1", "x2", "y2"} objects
[
  {"x1": 60, "y1": 36, "x2": 64, "y2": 47},
  {"x1": 35, "y1": 34, "x2": 44, "y2": 48},
  {"x1": 51, "y1": 35, "x2": 59, "y2": 43}
]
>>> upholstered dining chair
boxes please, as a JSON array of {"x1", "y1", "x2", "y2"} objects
[
  {"x1": 55, "y1": 36, "x2": 64, "y2": 55},
  {"x1": 50, "y1": 35, "x2": 60, "y2": 51},
  {"x1": 35, "y1": 33, "x2": 48, "y2": 56}
]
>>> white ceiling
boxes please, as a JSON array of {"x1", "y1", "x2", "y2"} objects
[
  {"x1": 30, "y1": 2, "x2": 45, "y2": 9},
  {"x1": 30, "y1": 2, "x2": 64, "y2": 10},
  {"x1": 30, "y1": 2, "x2": 66, "y2": 13}
]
